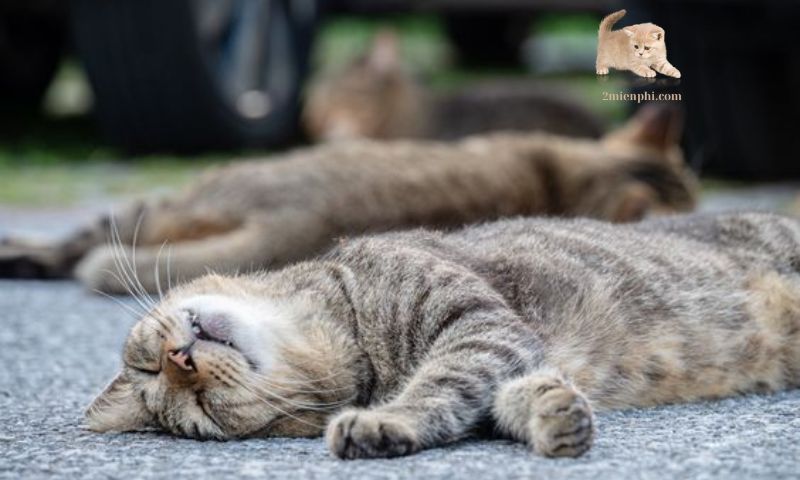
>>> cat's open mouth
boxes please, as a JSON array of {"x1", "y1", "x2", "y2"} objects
[
  {"x1": 164, "y1": 308, "x2": 251, "y2": 372},
  {"x1": 190, "y1": 316, "x2": 234, "y2": 348}
]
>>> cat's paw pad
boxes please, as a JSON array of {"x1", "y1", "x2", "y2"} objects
[
  {"x1": 530, "y1": 385, "x2": 594, "y2": 458},
  {"x1": 326, "y1": 409, "x2": 420, "y2": 460}
]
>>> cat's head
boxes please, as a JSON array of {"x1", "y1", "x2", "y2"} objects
[
  {"x1": 623, "y1": 23, "x2": 666, "y2": 61},
  {"x1": 587, "y1": 104, "x2": 697, "y2": 221},
  {"x1": 85, "y1": 266, "x2": 361, "y2": 439},
  {"x1": 303, "y1": 29, "x2": 425, "y2": 142}
]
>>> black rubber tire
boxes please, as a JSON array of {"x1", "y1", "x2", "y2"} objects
[
  {"x1": 70, "y1": 0, "x2": 316, "y2": 153},
  {"x1": 638, "y1": 0, "x2": 800, "y2": 179},
  {"x1": 443, "y1": 12, "x2": 531, "y2": 68},
  {"x1": 0, "y1": 11, "x2": 65, "y2": 114}
]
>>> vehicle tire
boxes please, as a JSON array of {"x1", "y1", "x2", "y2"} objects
[
  {"x1": 0, "y1": 11, "x2": 65, "y2": 114},
  {"x1": 443, "y1": 12, "x2": 531, "y2": 67},
  {"x1": 70, "y1": 0, "x2": 318, "y2": 153}
]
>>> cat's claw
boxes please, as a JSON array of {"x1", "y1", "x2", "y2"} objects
[
  {"x1": 530, "y1": 385, "x2": 594, "y2": 458},
  {"x1": 326, "y1": 409, "x2": 420, "y2": 460}
]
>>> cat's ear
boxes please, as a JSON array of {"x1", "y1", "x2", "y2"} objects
[
  {"x1": 366, "y1": 28, "x2": 401, "y2": 74},
  {"x1": 85, "y1": 373, "x2": 153, "y2": 432},
  {"x1": 623, "y1": 28, "x2": 635, "y2": 37},
  {"x1": 650, "y1": 28, "x2": 664, "y2": 41},
  {"x1": 603, "y1": 104, "x2": 683, "y2": 153}
]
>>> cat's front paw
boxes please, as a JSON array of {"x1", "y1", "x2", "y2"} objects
[
  {"x1": 326, "y1": 409, "x2": 420, "y2": 460},
  {"x1": 530, "y1": 384, "x2": 594, "y2": 458},
  {"x1": 596, "y1": 67, "x2": 609, "y2": 75},
  {"x1": 634, "y1": 68, "x2": 656, "y2": 78}
]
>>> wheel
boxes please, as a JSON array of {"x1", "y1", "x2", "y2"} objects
[
  {"x1": 70, "y1": 0, "x2": 318, "y2": 152},
  {"x1": 0, "y1": 10, "x2": 65, "y2": 114},
  {"x1": 443, "y1": 12, "x2": 531, "y2": 68}
]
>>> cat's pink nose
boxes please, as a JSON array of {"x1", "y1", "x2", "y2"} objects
[{"x1": 168, "y1": 348, "x2": 195, "y2": 371}]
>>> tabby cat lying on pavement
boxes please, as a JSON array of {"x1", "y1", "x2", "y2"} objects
[
  {"x1": 304, "y1": 30, "x2": 605, "y2": 142},
  {"x1": 0, "y1": 105, "x2": 696, "y2": 294},
  {"x1": 87, "y1": 211, "x2": 800, "y2": 460}
]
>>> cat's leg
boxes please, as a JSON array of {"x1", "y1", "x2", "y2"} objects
[
  {"x1": 493, "y1": 370, "x2": 594, "y2": 457},
  {"x1": 326, "y1": 313, "x2": 540, "y2": 459},
  {"x1": 631, "y1": 65, "x2": 657, "y2": 78},
  {"x1": 653, "y1": 59, "x2": 681, "y2": 78},
  {"x1": 0, "y1": 202, "x2": 147, "y2": 279},
  {"x1": 75, "y1": 210, "x2": 330, "y2": 294},
  {"x1": 596, "y1": 54, "x2": 610, "y2": 75}
]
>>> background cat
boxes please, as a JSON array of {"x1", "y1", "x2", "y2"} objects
[
  {"x1": 304, "y1": 30, "x2": 605, "y2": 143},
  {"x1": 596, "y1": 10, "x2": 681, "y2": 79},
  {"x1": 85, "y1": 211, "x2": 800, "y2": 460},
  {"x1": 0, "y1": 105, "x2": 696, "y2": 294}
]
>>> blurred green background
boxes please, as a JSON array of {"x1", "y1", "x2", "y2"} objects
[{"x1": 0, "y1": 14, "x2": 627, "y2": 206}]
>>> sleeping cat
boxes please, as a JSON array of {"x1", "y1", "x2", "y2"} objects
[
  {"x1": 304, "y1": 30, "x2": 605, "y2": 142},
  {"x1": 596, "y1": 10, "x2": 681, "y2": 79},
  {"x1": 0, "y1": 105, "x2": 697, "y2": 294},
  {"x1": 86, "y1": 211, "x2": 800, "y2": 459}
]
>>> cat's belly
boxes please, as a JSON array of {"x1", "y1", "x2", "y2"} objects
[{"x1": 546, "y1": 271, "x2": 800, "y2": 410}]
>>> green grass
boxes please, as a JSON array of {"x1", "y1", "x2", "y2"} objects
[{"x1": 0, "y1": 156, "x2": 219, "y2": 206}]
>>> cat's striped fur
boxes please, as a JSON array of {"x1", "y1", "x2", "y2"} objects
[
  {"x1": 87, "y1": 211, "x2": 800, "y2": 459},
  {"x1": 0, "y1": 105, "x2": 696, "y2": 293}
]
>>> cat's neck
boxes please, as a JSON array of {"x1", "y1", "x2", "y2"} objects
[{"x1": 269, "y1": 264, "x2": 374, "y2": 408}]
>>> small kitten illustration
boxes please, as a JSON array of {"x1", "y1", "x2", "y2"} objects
[
  {"x1": 305, "y1": 30, "x2": 605, "y2": 143},
  {"x1": 0, "y1": 105, "x2": 697, "y2": 294},
  {"x1": 84, "y1": 211, "x2": 800, "y2": 459},
  {"x1": 596, "y1": 10, "x2": 681, "y2": 79}
]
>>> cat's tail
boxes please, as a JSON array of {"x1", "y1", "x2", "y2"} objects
[{"x1": 599, "y1": 9, "x2": 626, "y2": 36}]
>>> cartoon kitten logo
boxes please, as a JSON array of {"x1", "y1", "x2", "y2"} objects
[{"x1": 596, "y1": 9, "x2": 681, "y2": 79}]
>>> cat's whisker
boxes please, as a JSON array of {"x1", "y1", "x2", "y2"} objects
[
  {"x1": 247, "y1": 370, "x2": 353, "y2": 394},
  {"x1": 153, "y1": 240, "x2": 169, "y2": 301},
  {"x1": 92, "y1": 289, "x2": 172, "y2": 344},
  {"x1": 128, "y1": 213, "x2": 159, "y2": 306},
  {"x1": 166, "y1": 244, "x2": 173, "y2": 291},
  {"x1": 92, "y1": 287, "x2": 149, "y2": 321},
  {"x1": 245, "y1": 380, "x2": 354, "y2": 409},
  {"x1": 111, "y1": 217, "x2": 155, "y2": 309},
  {"x1": 103, "y1": 245, "x2": 154, "y2": 316},
  {"x1": 107, "y1": 216, "x2": 154, "y2": 311},
  {"x1": 221, "y1": 372, "x2": 328, "y2": 428}
]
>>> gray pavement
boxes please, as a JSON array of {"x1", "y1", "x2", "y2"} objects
[
  {"x1": 1, "y1": 281, "x2": 799, "y2": 480},
  {"x1": 2, "y1": 186, "x2": 800, "y2": 479}
]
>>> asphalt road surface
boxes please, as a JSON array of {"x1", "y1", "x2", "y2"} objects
[{"x1": 2, "y1": 186, "x2": 800, "y2": 479}]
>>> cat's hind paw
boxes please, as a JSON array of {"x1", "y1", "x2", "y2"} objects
[
  {"x1": 326, "y1": 409, "x2": 420, "y2": 460},
  {"x1": 529, "y1": 383, "x2": 594, "y2": 458},
  {"x1": 0, "y1": 245, "x2": 66, "y2": 279}
]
